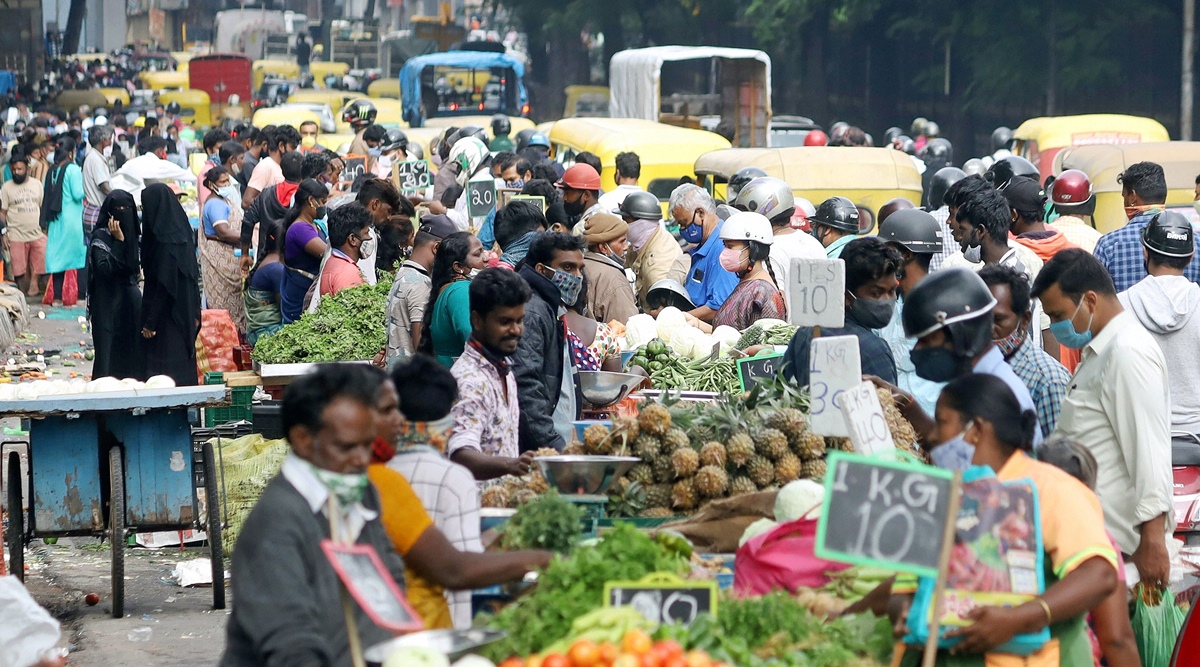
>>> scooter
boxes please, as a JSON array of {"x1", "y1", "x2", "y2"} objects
[{"x1": 1172, "y1": 432, "x2": 1200, "y2": 545}]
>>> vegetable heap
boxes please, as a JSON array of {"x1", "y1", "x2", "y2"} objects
[
  {"x1": 498, "y1": 491, "x2": 585, "y2": 555},
  {"x1": 252, "y1": 280, "x2": 390, "y2": 364},
  {"x1": 626, "y1": 338, "x2": 741, "y2": 395}
]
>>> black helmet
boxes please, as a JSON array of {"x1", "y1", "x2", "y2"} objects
[
  {"x1": 1143, "y1": 211, "x2": 1195, "y2": 258},
  {"x1": 618, "y1": 191, "x2": 663, "y2": 221},
  {"x1": 437, "y1": 126, "x2": 459, "y2": 162},
  {"x1": 342, "y1": 99, "x2": 377, "y2": 129},
  {"x1": 919, "y1": 138, "x2": 953, "y2": 164},
  {"x1": 727, "y1": 166, "x2": 768, "y2": 200},
  {"x1": 991, "y1": 126, "x2": 1013, "y2": 152},
  {"x1": 883, "y1": 126, "x2": 904, "y2": 145},
  {"x1": 927, "y1": 167, "x2": 966, "y2": 210},
  {"x1": 902, "y1": 267, "x2": 997, "y2": 359},
  {"x1": 448, "y1": 125, "x2": 487, "y2": 147},
  {"x1": 878, "y1": 209, "x2": 944, "y2": 256},
  {"x1": 810, "y1": 196, "x2": 860, "y2": 233},
  {"x1": 381, "y1": 128, "x2": 408, "y2": 153},
  {"x1": 165, "y1": 101, "x2": 181, "y2": 115},
  {"x1": 491, "y1": 114, "x2": 511, "y2": 136},
  {"x1": 984, "y1": 156, "x2": 1038, "y2": 189},
  {"x1": 514, "y1": 128, "x2": 538, "y2": 152}
]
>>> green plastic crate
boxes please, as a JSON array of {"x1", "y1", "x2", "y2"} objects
[
  {"x1": 204, "y1": 385, "x2": 255, "y2": 427},
  {"x1": 204, "y1": 371, "x2": 225, "y2": 385}
]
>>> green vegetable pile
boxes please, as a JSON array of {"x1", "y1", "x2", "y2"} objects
[
  {"x1": 251, "y1": 280, "x2": 390, "y2": 363},
  {"x1": 736, "y1": 322, "x2": 799, "y2": 349},
  {"x1": 479, "y1": 523, "x2": 691, "y2": 660},
  {"x1": 655, "y1": 591, "x2": 894, "y2": 666},
  {"x1": 625, "y1": 337, "x2": 677, "y2": 374},
  {"x1": 499, "y1": 491, "x2": 585, "y2": 554},
  {"x1": 626, "y1": 338, "x2": 741, "y2": 394}
]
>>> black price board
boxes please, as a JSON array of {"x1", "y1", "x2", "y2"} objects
[
  {"x1": 736, "y1": 351, "x2": 785, "y2": 391},
  {"x1": 467, "y1": 178, "x2": 496, "y2": 218},
  {"x1": 604, "y1": 573, "x2": 717, "y2": 626},
  {"x1": 815, "y1": 452, "x2": 955, "y2": 578},
  {"x1": 322, "y1": 541, "x2": 424, "y2": 633},
  {"x1": 393, "y1": 160, "x2": 431, "y2": 192},
  {"x1": 340, "y1": 155, "x2": 367, "y2": 185}
]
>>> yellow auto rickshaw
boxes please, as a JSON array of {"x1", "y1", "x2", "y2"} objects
[
  {"x1": 310, "y1": 61, "x2": 350, "y2": 88},
  {"x1": 694, "y1": 146, "x2": 922, "y2": 233},
  {"x1": 1056, "y1": 141, "x2": 1200, "y2": 233},
  {"x1": 563, "y1": 85, "x2": 610, "y2": 118},
  {"x1": 287, "y1": 89, "x2": 357, "y2": 114},
  {"x1": 366, "y1": 78, "x2": 401, "y2": 100},
  {"x1": 545, "y1": 117, "x2": 732, "y2": 205},
  {"x1": 253, "y1": 106, "x2": 323, "y2": 133},
  {"x1": 1012, "y1": 114, "x2": 1170, "y2": 182},
  {"x1": 158, "y1": 89, "x2": 212, "y2": 128},
  {"x1": 252, "y1": 59, "x2": 301, "y2": 90},
  {"x1": 98, "y1": 87, "x2": 131, "y2": 107},
  {"x1": 140, "y1": 70, "x2": 190, "y2": 91}
]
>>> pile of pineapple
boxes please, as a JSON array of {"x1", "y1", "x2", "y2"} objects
[{"x1": 481, "y1": 448, "x2": 560, "y2": 509}]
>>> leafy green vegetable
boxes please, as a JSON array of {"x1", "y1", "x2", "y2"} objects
[
  {"x1": 251, "y1": 280, "x2": 391, "y2": 364},
  {"x1": 479, "y1": 523, "x2": 689, "y2": 661},
  {"x1": 499, "y1": 491, "x2": 585, "y2": 554}
]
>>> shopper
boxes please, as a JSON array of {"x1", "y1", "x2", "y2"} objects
[
  {"x1": 42, "y1": 138, "x2": 86, "y2": 305},
  {"x1": 278, "y1": 179, "x2": 330, "y2": 323},
  {"x1": 423, "y1": 232, "x2": 487, "y2": 366},
  {"x1": 199, "y1": 166, "x2": 247, "y2": 329},
  {"x1": 0, "y1": 155, "x2": 47, "y2": 297},
  {"x1": 139, "y1": 183, "x2": 201, "y2": 386},
  {"x1": 87, "y1": 190, "x2": 145, "y2": 380}
]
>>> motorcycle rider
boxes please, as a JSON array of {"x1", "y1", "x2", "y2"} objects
[
  {"x1": 489, "y1": 114, "x2": 515, "y2": 152},
  {"x1": 732, "y1": 176, "x2": 824, "y2": 310},
  {"x1": 345, "y1": 99, "x2": 379, "y2": 161},
  {"x1": 1048, "y1": 169, "x2": 1102, "y2": 253},
  {"x1": 808, "y1": 196, "x2": 860, "y2": 259}
]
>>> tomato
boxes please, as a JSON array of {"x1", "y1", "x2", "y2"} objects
[
  {"x1": 662, "y1": 658, "x2": 688, "y2": 667},
  {"x1": 655, "y1": 641, "x2": 684, "y2": 660},
  {"x1": 684, "y1": 651, "x2": 712, "y2": 667},
  {"x1": 542, "y1": 654, "x2": 571, "y2": 667},
  {"x1": 638, "y1": 652, "x2": 662, "y2": 667},
  {"x1": 622, "y1": 629, "x2": 654, "y2": 656},
  {"x1": 569, "y1": 640, "x2": 602, "y2": 667},
  {"x1": 498, "y1": 660, "x2": 523, "y2": 667},
  {"x1": 613, "y1": 656, "x2": 640, "y2": 667},
  {"x1": 525, "y1": 656, "x2": 545, "y2": 667},
  {"x1": 598, "y1": 644, "x2": 620, "y2": 665}
]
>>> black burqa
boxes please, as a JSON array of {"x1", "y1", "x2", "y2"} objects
[
  {"x1": 88, "y1": 190, "x2": 146, "y2": 380},
  {"x1": 140, "y1": 184, "x2": 202, "y2": 386}
]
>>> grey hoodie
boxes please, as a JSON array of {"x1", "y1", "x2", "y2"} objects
[{"x1": 1119, "y1": 275, "x2": 1200, "y2": 432}]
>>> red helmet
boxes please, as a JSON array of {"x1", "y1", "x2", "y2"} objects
[
  {"x1": 804, "y1": 130, "x2": 829, "y2": 147},
  {"x1": 1050, "y1": 169, "x2": 1093, "y2": 205},
  {"x1": 558, "y1": 163, "x2": 601, "y2": 191}
]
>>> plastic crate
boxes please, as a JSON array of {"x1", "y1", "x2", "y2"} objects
[
  {"x1": 251, "y1": 401, "x2": 283, "y2": 440},
  {"x1": 204, "y1": 371, "x2": 225, "y2": 385},
  {"x1": 204, "y1": 385, "x2": 255, "y2": 427}
]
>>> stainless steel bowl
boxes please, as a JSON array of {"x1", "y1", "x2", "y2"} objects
[
  {"x1": 577, "y1": 370, "x2": 646, "y2": 407},
  {"x1": 364, "y1": 628, "x2": 507, "y2": 664},
  {"x1": 536, "y1": 455, "x2": 641, "y2": 495}
]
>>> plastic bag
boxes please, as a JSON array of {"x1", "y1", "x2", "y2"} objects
[
  {"x1": 0, "y1": 575, "x2": 62, "y2": 667},
  {"x1": 734, "y1": 516, "x2": 850, "y2": 595},
  {"x1": 1133, "y1": 585, "x2": 1185, "y2": 667},
  {"x1": 195, "y1": 309, "x2": 239, "y2": 382}
]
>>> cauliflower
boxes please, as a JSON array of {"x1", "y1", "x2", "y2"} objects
[
  {"x1": 739, "y1": 518, "x2": 780, "y2": 547},
  {"x1": 775, "y1": 479, "x2": 826, "y2": 523},
  {"x1": 669, "y1": 326, "x2": 709, "y2": 360}
]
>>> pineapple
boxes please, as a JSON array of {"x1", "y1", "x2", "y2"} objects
[
  {"x1": 796, "y1": 431, "x2": 828, "y2": 460},
  {"x1": 533, "y1": 447, "x2": 561, "y2": 458},
  {"x1": 629, "y1": 463, "x2": 655, "y2": 486},
  {"x1": 672, "y1": 478, "x2": 699, "y2": 510},
  {"x1": 729, "y1": 475, "x2": 757, "y2": 496},
  {"x1": 645, "y1": 483, "x2": 673, "y2": 509},
  {"x1": 583, "y1": 424, "x2": 612, "y2": 454},
  {"x1": 611, "y1": 414, "x2": 641, "y2": 442},
  {"x1": 671, "y1": 447, "x2": 700, "y2": 478},
  {"x1": 699, "y1": 441, "x2": 727, "y2": 468},
  {"x1": 652, "y1": 456, "x2": 676, "y2": 484},
  {"x1": 563, "y1": 441, "x2": 586, "y2": 455},
  {"x1": 727, "y1": 432, "x2": 756, "y2": 467},
  {"x1": 634, "y1": 434, "x2": 662, "y2": 461},
  {"x1": 527, "y1": 470, "x2": 550, "y2": 494},
  {"x1": 774, "y1": 453, "x2": 802, "y2": 484},
  {"x1": 481, "y1": 485, "x2": 510, "y2": 508},
  {"x1": 638, "y1": 403, "x2": 672, "y2": 436},
  {"x1": 747, "y1": 455, "x2": 776, "y2": 487},
  {"x1": 878, "y1": 387, "x2": 920, "y2": 452},
  {"x1": 689, "y1": 424, "x2": 716, "y2": 445},
  {"x1": 827, "y1": 436, "x2": 854, "y2": 453},
  {"x1": 662, "y1": 427, "x2": 691, "y2": 453},
  {"x1": 802, "y1": 458, "x2": 828, "y2": 480},
  {"x1": 639, "y1": 507, "x2": 675, "y2": 519},
  {"x1": 767, "y1": 407, "x2": 807, "y2": 441},
  {"x1": 694, "y1": 465, "x2": 729, "y2": 498},
  {"x1": 755, "y1": 428, "x2": 789, "y2": 461}
]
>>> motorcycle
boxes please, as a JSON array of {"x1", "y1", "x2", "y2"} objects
[{"x1": 1172, "y1": 432, "x2": 1200, "y2": 545}]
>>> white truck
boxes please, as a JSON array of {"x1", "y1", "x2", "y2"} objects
[{"x1": 214, "y1": 9, "x2": 296, "y2": 60}]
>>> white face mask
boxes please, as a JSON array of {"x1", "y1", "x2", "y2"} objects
[
  {"x1": 1192, "y1": 200, "x2": 1200, "y2": 217},
  {"x1": 358, "y1": 229, "x2": 376, "y2": 259},
  {"x1": 102, "y1": 144, "x2": 113, "y2": 158}
]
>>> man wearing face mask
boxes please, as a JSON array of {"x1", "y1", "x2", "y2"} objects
[
  {"x1": 808, "y1": 196, "x2": 860, "y2": 259},
  {"x1": 884, "y1": 267, "x2": 1042, "y2": 468},
  {"x1": 1095, "y1": 161, "x2": 1200, "y2": 292},
  {"x1": 557, "y1": 163, "x2": 603, "y2": 226},
  {"x1": 620, "y1": 191, "x2": 688, "y2": 308},
  {"x1": 239, "y1": 151, "x2": 304, "y2": 276},
  {"x1": 672, "y1": 183, "x2": 737, "y2": 323},
  {"x1": 385, "y1": 215, "x2": 455, "y2": 366},
  {"x1": 784, "y1": 237, "x2": 900, "y2": 387},
  {"x1": 1033, "y1": 248, "x2": 1173, "y2": 594},
  {"x1": 81, "y1": 125, "x2": 113, "y2": 248},
  {"x1": 319, "y1": 203, "x2": 373, "y2": 296},
  {"x1": 582, "y1": 212, "x2": 638, "y2": 323},
  {"x1": 514, "y1": 232, "x2": 586, "y2": 451}
]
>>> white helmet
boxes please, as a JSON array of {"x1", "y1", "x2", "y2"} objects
[
  {"x1": 448, "y1": 137, "x2": 490, "y2": 187},
  {"x1": 794, "y1": 197, "x2": 816, "y2": 219},
  {"x1": 720, "y1": 211, "x2": 774, "y2": 245}
]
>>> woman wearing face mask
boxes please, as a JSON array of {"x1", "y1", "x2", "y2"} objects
[
  {"x1": 581, "y1": 212, "x2": 638, "y2": 323},
  {"x1": 88, "y1": 190, "x2": 146, "y2": 380},
  {"x1": 890, "y1": 373, "x2": 1118, "y2": 666},
  {"x1": 278, "y1": 179, "x2": 330, "y2": 323},
  {"x1": 199, "y1": 166, "x2": 247, "y2": 329},
  {"x1": 420, "y1": 232, "x2": 487, "y2": 366},
  {"x1": 41, "y1": 137, "x2": 86, "y2": 306},
  {"x1": 710, "y1": 212, "x2": 786, "y2": 331}
]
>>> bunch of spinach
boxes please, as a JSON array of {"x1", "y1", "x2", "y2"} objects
[{"x1": 252, "y1": 280, "x2": 390, "y2": 364}]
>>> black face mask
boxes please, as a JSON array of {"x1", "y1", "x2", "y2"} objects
[
  {"x1": 563, "y1": 197, "x2": 587, "y2": 218},
  {"x1": 11, "y1": 173, "x2": 26, "y2": 184},
  {"x1": 910, "y1": 346, "x2": 964, "y2": 382}
]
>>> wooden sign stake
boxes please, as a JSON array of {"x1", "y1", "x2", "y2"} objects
[{"x1": 921, "y1": 472, "x2": 963, "y2": 667}]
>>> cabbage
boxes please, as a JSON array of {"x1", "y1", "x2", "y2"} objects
[
  {"x1": 711, "y1": 325, "x2": 742, "y2": 356},
  {"x1": 775, "y1": 479, "x2": 825, "y2": 523},
  {"x1": 739, "y1": 518, "x2": 779, "y2": 547},
  {"x1": 669, "y1": 326, "x2": 709, "y2": 360},
  {"x1": 145, "y1": 375, "x2": 177, "y2": 389},
  {"x1": 655, "y1": 306, "x2": 687, "y2": 340},
  {"x1": 624, "y1": 313, "x2": 658, "y2": 350}
]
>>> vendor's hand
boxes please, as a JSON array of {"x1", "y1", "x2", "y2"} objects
[
  {"x1": 1131, "y1": 534, "x2": 1170, "y2": 591},
  {"x1": 740, "y1": 345, "x2": 770, "y2": 358},
  {"x1": 507, "y1": 451, "x2": 535, "y2": 476},
  {"x1": 886, "y1": 594, "x2": 912, "y2": 638},
  {"x1": 1, "y1": 235, "x2": 8, "y2": 255},
  {"x1": 371, "y1": 346, "x2": 386, "y2": 368},
  {"x1": 108, "y1": 216, "x2": 124, "y2": 242},
  {"x1": 141, "y1": 328, "x2": 156, "y2": 338},
  {"x1": 944, "y1": 605, "x2": 1028, "y2": 654},
  {"x1": 865, "y1": 374, "x2": 914, "y2": 410},
  {"x1": 239, "y1": 254, "x2": 253, "y2": 276}
]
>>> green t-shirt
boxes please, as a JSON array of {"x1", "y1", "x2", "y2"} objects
[{"x1": 429, "y1": 279, "x2": 473, "y2": 367}]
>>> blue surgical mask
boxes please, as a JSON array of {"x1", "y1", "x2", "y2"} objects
[
  {"x1": 1049, "y1": 298, "x2": 1094, "y2": 349},
  {"x1": 217, "y1": 184, "x2": 240, "y2": 202},
  {"x1": 368, "y1": 146, "x2": 382, "y2": 158},
  {"x1": 679, "y1": 211, "x2": 703, "y2": 244},
  {"x1": 931, "y1": 421, "x2": 975, "y2": 470}
]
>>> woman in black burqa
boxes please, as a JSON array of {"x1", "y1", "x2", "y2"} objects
[
  {"x1": 140, "y1": 183, "x2": 201, "y2": 386},
  {"x1": 88, "y1": 189, "x2": 146, "y2": 380}
]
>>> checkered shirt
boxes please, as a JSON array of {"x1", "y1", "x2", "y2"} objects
[
  {"x1": 929, "y1": 206, "x2": 960, "y2": 272},
  {"x1": 1006, "y1": 338, "x2": 1071, "y2": 437},
  {"x1": 1094, "y1": 210, "x2": 1200, "y2": 293}
]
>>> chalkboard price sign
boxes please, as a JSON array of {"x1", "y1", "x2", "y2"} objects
[
  {"x1": 467, "y1": 179, "x2": 497, "y2": 218},
  {"x1": 322, "y1": 541, "x2": 424, "y2": 633},
  {"x1": 604, "y1": 573, "x2": 717, "y2": 626},
  {"x1": 340, "y1": 155, "x2": 367, "y2": 185},
  {"x1": 815, "y1": 452, "x2": 955, "y2": 578},
  {"x1": 788, "y1": 258, "x2": 846, "y2": 328},
  {"x1": 737, "y1": 352, "x2": 785, "y2": 391},
  {"x1": 393, "y1": 160, "x2": 432, "y2": 192}
]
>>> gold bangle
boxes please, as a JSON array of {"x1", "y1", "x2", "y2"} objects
[{"x1": 1034, "y1": 597, "x2": 1052, "y2": 625}]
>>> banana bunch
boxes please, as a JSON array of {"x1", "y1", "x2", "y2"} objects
[{"x1": 542, "y1": 607, "x2": 656, "y2": 654}]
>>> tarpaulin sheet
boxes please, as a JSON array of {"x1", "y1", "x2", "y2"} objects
[{"x1": 608, "y1": 46, "x2": 772, "y2": 122}]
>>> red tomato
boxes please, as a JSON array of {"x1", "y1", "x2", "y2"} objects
[
  {"x1": 655, "y1": 641, "x2": 684, "y2": 660},
  {"x1": 622, "y1": 630, "x2": 653, "y2": 656},
  {"x1": 569, "y1": 640, "x2": 602, "y2": 667},
  {"x1": 543, "y1": 654, "x2": 571, "y2": 667},
  {"x1": 598, "y1": 644, "x2": 620, "y2": 665},
  {"x1": 638, "y1": 652, "x2": 663, "y2": 667}
]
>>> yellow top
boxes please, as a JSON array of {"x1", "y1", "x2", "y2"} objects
[{"x1": 1013, "y1": 114, "x2": 1169, "y2": 154}]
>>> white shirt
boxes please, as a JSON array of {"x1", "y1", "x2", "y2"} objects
[
  {"x1": 1053, "y1": 311, "x2": 1174, "y2": 555},
  {"x1": 110, "y1": 153, "x2": 197, "y2": 205},
  {"x1": 596, "y1": 184, "x2": 643, "y2": 214},
  {"x1": 768, "y1": 230, "x2": 826, "y2": 317},
  {"x1": 280, "y1": 453, "x2": 378, "y2": 544}
]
